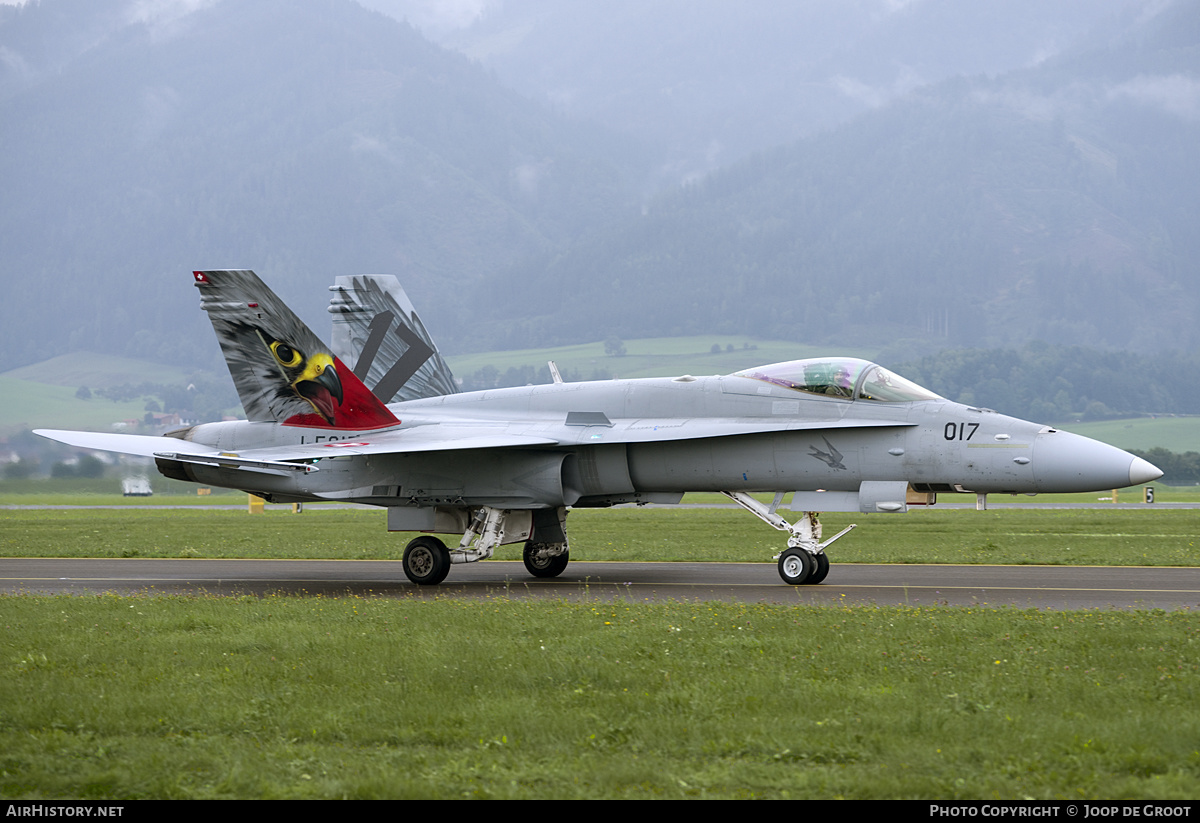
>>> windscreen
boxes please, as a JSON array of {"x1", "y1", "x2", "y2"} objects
[{"x1": 855, "y1": 364, "x2": 942, "y2": 402}]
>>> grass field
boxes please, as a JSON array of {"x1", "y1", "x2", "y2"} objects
[
  {"x1": 1058, "y1": 417, "x2": 1200, "y2": 454},
  {"x1": 3, "y1": 505, "x2": 1200, "y2": 798},
  {"x1": 1, "y1": 504, "x2": 1197, "y2": 567},
  {"x1": 443, "y1": 336, "x2": 877, "y2": 381},
  {"x1": 3, "y1": 472, "x2": 1195, "y2": 506},
  {"x1": 5, "y1": 343, "x2": 1200, "y2": 798},
  {"x1": 0, "y1": 353, "x2": 188, "y2": 388},
  {"x1": 2, "y1": 595, "x2": 1198, "y2": 799},
  {"x1": 0, "y1": 376, "x2": 153, "y2": 439},
  {"x1": 0, "y1": 353, "x2": 198, "y2": 438},
  {"x1": 0, "y1": 477, "x2": 246, "y2": 505}
]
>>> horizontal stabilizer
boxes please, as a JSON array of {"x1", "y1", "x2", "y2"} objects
[{"x1": 153, "y1": 452, "x2": 317, "y2": 476}]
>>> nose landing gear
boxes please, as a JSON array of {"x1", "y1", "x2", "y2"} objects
[{"x1": 720, "y1": 491, "x2": 854, "y2": 585}]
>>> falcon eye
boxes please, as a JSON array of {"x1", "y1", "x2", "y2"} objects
[{"x1": 270, "y1": 342, "x2": 302, "y2": 368}]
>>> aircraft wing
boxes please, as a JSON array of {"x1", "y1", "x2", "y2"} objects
[
  {"x1": 35, "y1": 430, "x2": 239, "y2": 459},
  {"x1": 258, "y1": 416, "x2": 915, "y2": 455},
  {"x1": 32, "y1": 427, "x2": 561, "y2": 476},
  {"x1": 36, "y1": 416, "x2": 911, "y2": 474}
]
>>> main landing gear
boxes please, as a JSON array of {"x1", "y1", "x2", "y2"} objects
[
  {"x1": 400, "y1": 496, "x2": 847, "y2": 587},
  {"x1": 523, "y1": 542, "x2": 570, "y2": 578},
  {"x1": 401, "y1": 506, "x2": 570, "y2": 586},
  {"x1": 401, "y1": 535, "x2": 452, "y2": 586},
  {"x1": 720, "y1": 491, "x2": 853, "y2": 585}
]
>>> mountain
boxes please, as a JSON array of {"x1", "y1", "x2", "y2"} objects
[
  {"x1": 468, "y1": 0, "x2": 1200, "y2": 355},
  {"x1": 2, "y1": 0, "x2": 1197, "y2": 374},
  {"x1": 424, "y1": 0, "x2": 1146, "y2": 181},
  {"x1": 0, "y1": 0, "x2": 651, "y2": 369}
]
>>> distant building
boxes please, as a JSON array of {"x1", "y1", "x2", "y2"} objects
[
  {"x1": 147, "y1": 412, "x2": 184, "y2": 428},
  {"x1": 114, "y1": 412, "x2": 186, "y2": 432}
]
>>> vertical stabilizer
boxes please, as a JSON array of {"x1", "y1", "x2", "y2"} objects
[
  {"x1": 194, "y1": 270, "x2": 400, "y2": 430},
  {"x1": 328, "y1": 274, "x2": 458, "y2": 403}
]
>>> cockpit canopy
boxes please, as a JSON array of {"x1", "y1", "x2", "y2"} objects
[{"x1": 732, "y1": 358, "x2": 942, "y2": 402}]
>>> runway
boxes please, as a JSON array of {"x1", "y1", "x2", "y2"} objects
[{"x1": 3, "y1": 557, "x2": 1200, "y2": 610}]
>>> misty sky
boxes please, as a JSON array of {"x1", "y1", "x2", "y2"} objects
[{"x1": 2, "y1": 0, "x2": 1195, "y2": 371}]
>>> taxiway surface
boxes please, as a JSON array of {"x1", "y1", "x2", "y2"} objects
[{"x1": 3, "y1": 558, "x2": 1199, "y2": 610}]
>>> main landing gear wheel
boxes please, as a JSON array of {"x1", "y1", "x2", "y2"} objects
[
  {"x1": 403, "y1": 536, "x2": 451, "y2": 586},
  {"x1": 523, "y1": 541, "x2": 569, "y2": 578},
  {"x1": 807, "y1": 552, "x2": 830, "y2": 585},
  {"x1": 777, "y1": 547, "x2": 814, "y2": 585}
]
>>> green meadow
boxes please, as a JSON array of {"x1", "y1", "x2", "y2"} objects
[
  {"x1": 0, "y1": 353, "x2": 187, "y2": 389},
  {"x1": 0, "y1": 353, "x2": 193, "y2": 438},
  {"x1": 1, "y1": 504, "x2": 1197, "y2": 567},
  {"x1": 443, "y1": 336, "x2": 876, "y2": 381},
  {"x1": 0, "y1": 376, "x2": 152, "y2": 439},
  {"x1": 1061, "y1": 417, "x2": 1200, "y2": 454},
  {"x1": 0, "y1": 477, "x2": 245, "y2": 505},
  {"x1": 2, "y1": 505, "x2": 1200, "y2": 798},
  {"x1": 1, "y1": 595, "x2": 1198, "y2": 799}
]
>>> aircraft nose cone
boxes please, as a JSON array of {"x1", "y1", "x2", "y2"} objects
[
  {"x1": 1033, "y1": 430, "x2": 1161, "y2": 493},
  {"x1": 1129, "y1": 456, "x2": 1164, "y2": 486}
]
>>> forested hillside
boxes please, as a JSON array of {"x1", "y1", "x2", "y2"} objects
[
  {"x1": 1, "y1": 0, "x2": 1197, "y2": 381},
  {"x1": 890, "y1": 343, "x2": 1200, "y2": 422}
]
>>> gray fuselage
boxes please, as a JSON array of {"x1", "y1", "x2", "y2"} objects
[{"x1": 161, "y1": 372, "x2": 1150, "y2": 510}]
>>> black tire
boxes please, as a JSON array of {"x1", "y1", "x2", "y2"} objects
[
  {"x1": 805, "y1": 552, "x2": 830, "y2": 585},
  {"x1": 403, "y1": 536, "x2": 451, "y2": 585},
  {"x1": 523, "y1": 541, "x2": 569, "y2": 578},
  {"x1": 777, "y1": 547, "x2": 813, "y2": 585}
]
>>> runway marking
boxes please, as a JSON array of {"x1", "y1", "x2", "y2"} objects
[
  {"x1": 5, "y1": 577, "x2": 1199, "y2": 596},
  {"x1": 815, "y1": 584, "x2": 1200, "y2": 594}
]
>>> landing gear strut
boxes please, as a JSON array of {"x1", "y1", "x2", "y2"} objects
[
  {"x1": 402, "y1": 506, "x2": 569, "y2": 585},
  {"x1": 720, "y1": 491, "x2": 854, "y2": 585}
]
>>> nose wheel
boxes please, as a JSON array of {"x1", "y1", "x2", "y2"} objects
[
  {"x1": 778, "y1": 548, "x2": 813, "y2": 584},
  {"x1": 777, "y1": 548, "x2": 830, "y2": 585}
]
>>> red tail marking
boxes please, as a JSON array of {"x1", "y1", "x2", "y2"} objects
[{"x1": 282, "y1": 357, "x2": 400, "y2": 430}]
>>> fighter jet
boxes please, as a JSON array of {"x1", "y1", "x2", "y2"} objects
[{"x1": 36, "y1": 270, "x2": 1163, "y2": 586}]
